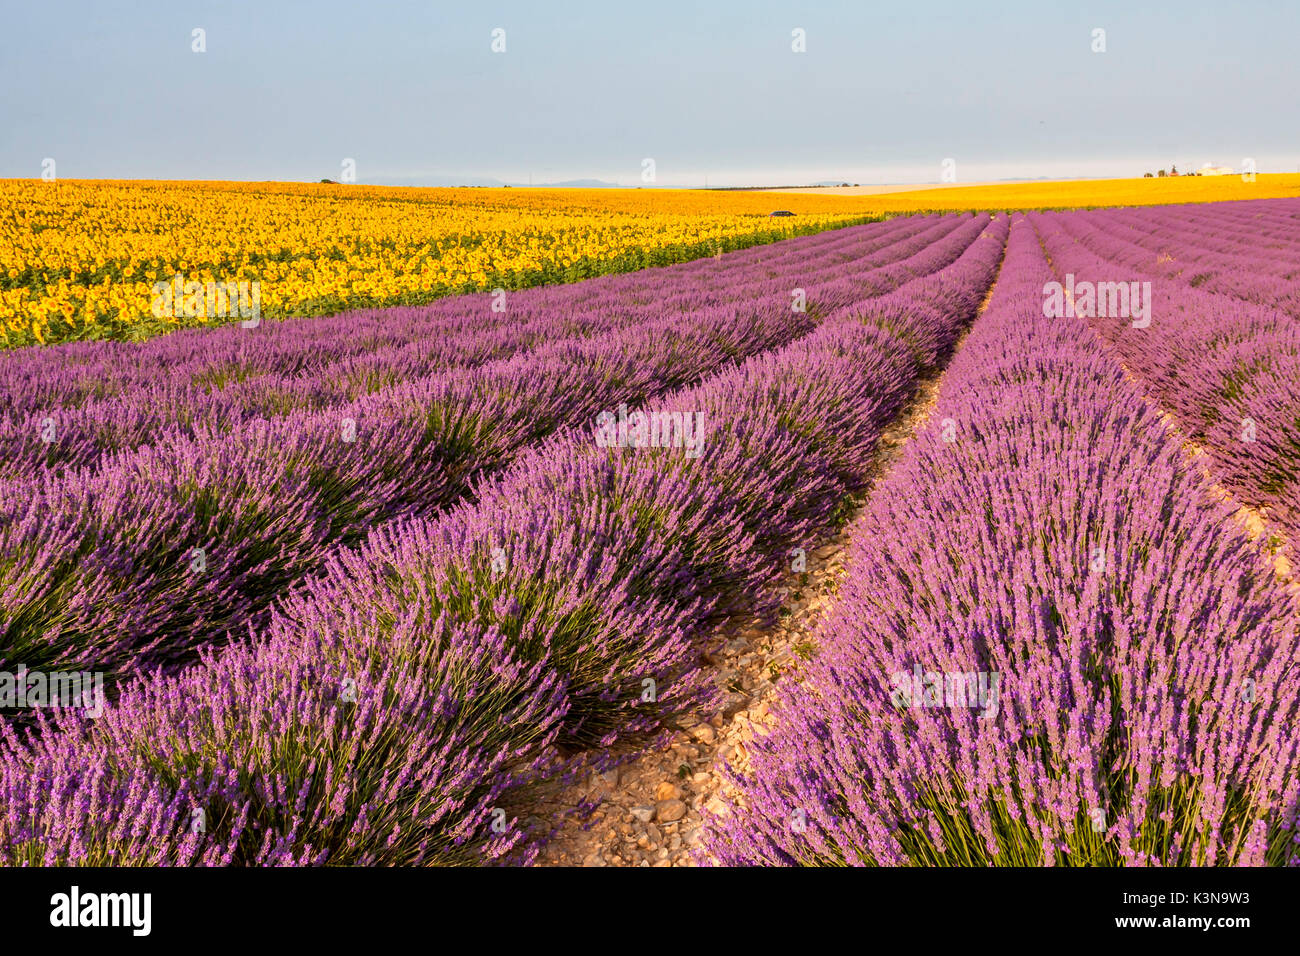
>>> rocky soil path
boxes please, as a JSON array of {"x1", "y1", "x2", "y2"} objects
[{"x1": 532, "y1": 315, "x2": 979, "y2": 867}]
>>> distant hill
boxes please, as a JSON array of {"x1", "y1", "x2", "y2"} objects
[{"x1": 367, "y1": 175, "x2": 510, "y2": 188}]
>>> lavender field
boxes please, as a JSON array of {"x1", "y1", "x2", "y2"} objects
[{"x1": 2, "y1": 199, "x2": 1298, "y2": 869}]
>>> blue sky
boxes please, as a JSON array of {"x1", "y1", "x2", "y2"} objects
[{"x1": 1, "y1": 0, "x2": 1297, "y2": 186}]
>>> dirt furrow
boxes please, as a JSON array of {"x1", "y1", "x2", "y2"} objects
[{"x1": 532, "y1": 268, "x2": 1004, "y2": 868}]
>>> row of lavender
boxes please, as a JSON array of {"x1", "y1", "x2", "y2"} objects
[
  {"x1": 705, "y1": 217, "x2": 1300, "y2": 867},
  {"x1": 0, "y1": 216, "x2": 959, "y2": 477},
  {"x1": 0, "y1": 215, "x2": 934, "y2": 418},
  {"x1": 1053, "y1": 199, "x2": 1300, "y2": 315},
  {"x1": 0, "y1": 218, "x2": 1010, "y2": 865},
  {"x1": 1032, "y1": 209, "x2": 1300, "y2": 557},
  {"x1": 0, "y1": 216, "x2": 992, "y2": 687}
]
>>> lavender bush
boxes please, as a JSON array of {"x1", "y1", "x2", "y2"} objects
[
  {"x1": 704, "y1": 217, "x2": 1300, "y2": 867},
  {"x1": 0, "y1": 217, "x2": 1009, "y2": 865},
  {"x1": 0, "y1": 216, "x2": 992, "y2": 683},
  {"x1": 1032, "y1": 206, "x2": 1300, "y2": 558}
]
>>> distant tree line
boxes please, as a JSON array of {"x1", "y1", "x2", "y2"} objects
[{"x1": 1143, "y1": 164, "x2": 1205, "y2": 178}]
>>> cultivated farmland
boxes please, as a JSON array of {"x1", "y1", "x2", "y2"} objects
[{"x1": 1, "y1": 192, "x2": 1298, "y2": 870}]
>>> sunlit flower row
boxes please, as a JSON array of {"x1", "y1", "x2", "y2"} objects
[{"x1": 0, "y1": 180, "x2": 879, "y2": 347}]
